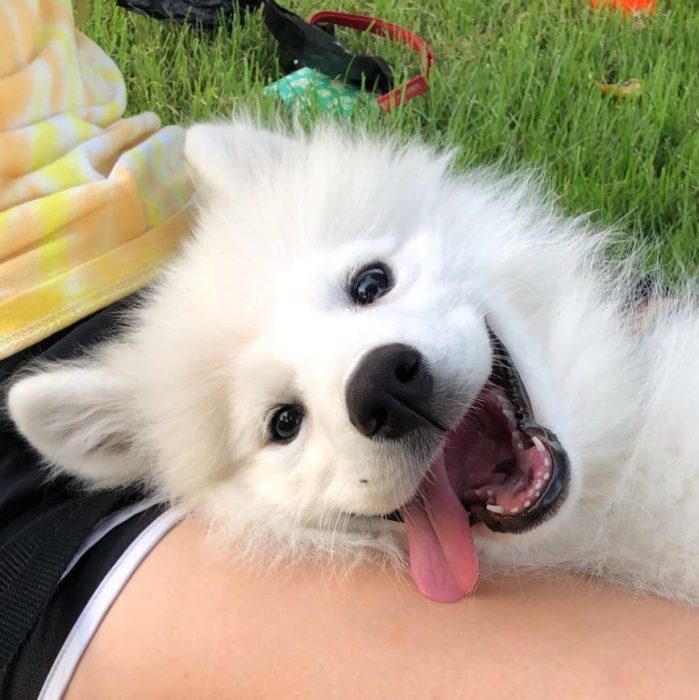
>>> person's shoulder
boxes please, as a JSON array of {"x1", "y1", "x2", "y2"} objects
[{"x1": 66, "y1": 518, "x2": 699, "y2": 700}]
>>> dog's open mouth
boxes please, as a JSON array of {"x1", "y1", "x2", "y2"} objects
[
  {"x1": 393, "y1": 326, "x2": 570, "y2": 603},
  {"x1": 448, "y1": 328, "x2": 570, "y2": 533}
]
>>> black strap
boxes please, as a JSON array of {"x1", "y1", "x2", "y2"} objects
[
  {"x1": 0, "y1": 293, "x2": 142, "y2": 690},
  {"x1": 0, "y1": 490, "x2": 124, "y2": 679}
]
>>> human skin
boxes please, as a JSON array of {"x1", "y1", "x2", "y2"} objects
[{"x1": 66, "y1": 519, "x2": 699, "y2": 700}]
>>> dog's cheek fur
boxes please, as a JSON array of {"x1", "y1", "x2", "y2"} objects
[
  {"x1": 460, "y1": 211, "x2": 641, "y2": 568},
  {"x1": 461, "y1": 197, "x2": 699, "y2": 605}
]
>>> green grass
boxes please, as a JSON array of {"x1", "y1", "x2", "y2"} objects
[{"x1": 83, "y1": 0, "x2": 698, "y2": 275}]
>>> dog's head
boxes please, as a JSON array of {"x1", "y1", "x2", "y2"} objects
[{"x1": 7, "y1": 119, "x2": 638, "y2": 599}]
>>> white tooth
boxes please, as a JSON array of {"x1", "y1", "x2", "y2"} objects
[
  {"x1": 487, "y1": 490, "x2": 494, "y2": 498},
  {"x1": 534, "y1": 490, "x2": 541, "y2": 497},
  {"x1": 510, "y1": 507, "x2": 520, "y2": 514},
  {"x1": 535, "y1": 479, "x2": 543, "y2": 489},
  {"x1": 516, "y1": 442, "x2": 524, "y2": 450},
  {"x1": 524, "y1": 500, "x2": 531, "y2": 508},
  {"x1": 486, "y1": 504, "x2": 505, "y2": 514},
  {"x1": 543, "y1": 473, "x2": 550, "y2": 481},
  {"x1": 544, "y1": 457, "x2": 551, "y2": 467},
  {"x1": 532, "y1": 436, "x2": 545, "y2": 453}
]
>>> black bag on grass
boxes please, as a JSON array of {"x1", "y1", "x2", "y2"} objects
[{"x1": 115, "y1": 0, "x2": 262, "y2": 29}]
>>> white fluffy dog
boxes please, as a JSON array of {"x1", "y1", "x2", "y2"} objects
[{"x1": 7, "y1": 118, "x2": 699, "y2": 604}]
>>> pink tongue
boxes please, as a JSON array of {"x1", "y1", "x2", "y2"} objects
[{"x1": 403, "y1": 452, "x2": 479, "y2": 603}]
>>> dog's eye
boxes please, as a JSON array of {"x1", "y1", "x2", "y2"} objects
[
  {"x1": 269, "y1": 405, "x2": 304, "y2": 443},
  {"x1": 351, "y1": 264, "x2": 393, "y2": 305}
]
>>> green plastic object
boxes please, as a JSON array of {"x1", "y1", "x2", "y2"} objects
[{"x1": 263, "y1": 67, "x2": 379, "y2": 117}]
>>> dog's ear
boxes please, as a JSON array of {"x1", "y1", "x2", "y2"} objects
[
  {"x1": 6, "y1": 366, "x2": 146, "y2": 487},
  {"x1": 184, "y1": 119, "x2": 297, "y2": 196}
]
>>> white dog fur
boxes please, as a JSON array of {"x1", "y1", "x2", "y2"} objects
[{"x1": 7, "y1": 117, "x2": 699, "y2": 604}]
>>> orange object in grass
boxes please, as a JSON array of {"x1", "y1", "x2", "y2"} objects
[{"x1": 589, "y1": 0, "x2": 657, "y2": 14}]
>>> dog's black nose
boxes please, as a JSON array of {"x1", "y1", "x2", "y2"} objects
[{"x1": 345, "y1": 343, "x2": 434, "y2": 439}]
